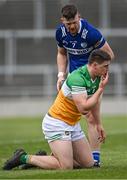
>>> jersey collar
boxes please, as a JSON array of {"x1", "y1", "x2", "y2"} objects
[
  {"x1": 85, "y1": 65, "x2": 97, "y2": 83},
  {"x1": 78, "y1": 20, "x2": 82, "y2": 34}
]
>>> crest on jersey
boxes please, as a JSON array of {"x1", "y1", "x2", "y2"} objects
[
  {"x1": 81, "y1": 42, "x2": 87, "y2": 48},
  {"x1": 81, "y1": 28, "x2": 88, "y2": 39},
  {"x1": 65, "y1": 131, "x2": 70, "y2": 136}
]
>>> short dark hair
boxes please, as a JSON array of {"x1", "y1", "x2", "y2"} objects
[
  {"x1": 88, "y1": 49, "x2": 111, "y2": 64},
  {"x1": 61, "y1": 4, "x2": 78, "y2": 20}
]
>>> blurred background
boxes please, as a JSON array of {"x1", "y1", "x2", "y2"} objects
[{"x1": 0, "y1": 0, "x2": 127, "y2": 116}]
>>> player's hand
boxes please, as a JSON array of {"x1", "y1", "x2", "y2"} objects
[
  {"x1": 96, "y1": 124, "x2": 106, "y2": 143},
  {"x1": 99, "y1": 72, "x2": 109, "y2": 90},
  {"x1": 57, "y1": 77, "x2": 65, "y2": 91}
]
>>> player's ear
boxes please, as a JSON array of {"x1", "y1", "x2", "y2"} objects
[
  {"x1": 93, "y1": 62, "x2": 97, "y2": 66},
  {"x1": 61, "y1": 17, "x2": 64, "y2": 23},
  {"x1": 93, "y1": 62, "x2": 98, "y2": 69},
  {"x1": 78, "y1": 13, "x2": 81, "y2": 19}
]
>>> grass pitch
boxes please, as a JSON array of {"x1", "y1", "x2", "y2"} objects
[{"x1": 0, "y1": 115, "x2": 127, "y2": 179}]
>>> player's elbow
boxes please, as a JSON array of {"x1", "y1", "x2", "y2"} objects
[{"x1": 77, "y1": 106, "x2": 89, "y2": 115}]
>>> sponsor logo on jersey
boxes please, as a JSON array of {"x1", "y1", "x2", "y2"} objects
[{"x1": 63, "y1": 46, "x2": 93, "y2": 55}]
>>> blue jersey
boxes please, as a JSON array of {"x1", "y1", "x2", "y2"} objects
[{"x1": 56, "y1": 19, "x2": 105, "y2": 72}]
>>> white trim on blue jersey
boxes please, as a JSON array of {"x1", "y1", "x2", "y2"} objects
[{"x1": 56, "y1": 19, "x2": 105, "y2": 72}]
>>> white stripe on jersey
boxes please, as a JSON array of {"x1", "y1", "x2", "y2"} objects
[
  {"x1": 63, "y1": 46, "x2": 93, "y2": 55},
  {"x1": 61, "y1": 81, "x2": 87, "y2": 98},
  {"x1": 71, "y1": 86, "x2": 87, "y2": 95}
]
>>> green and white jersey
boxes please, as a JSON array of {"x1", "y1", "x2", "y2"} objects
[
  {"x1": 66, "y1": 65, "x2": 101, "y2": 98},
  {"x1": 49, "y1": 65, "x2": 100, "y2": 125}
]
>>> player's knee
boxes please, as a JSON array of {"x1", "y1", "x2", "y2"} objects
[
  {"x1": 85, "y1": 163, "x2": 94, "y2": 168},
  {"x1": 82, "y1": 160, "x2": 94, "y2": 168},
  {"x1": 60, "y1": 161, "x2": 73, "y2": 170},
  {"x1": 85, "y1": 161, "x2": 94, "y2": 168}
]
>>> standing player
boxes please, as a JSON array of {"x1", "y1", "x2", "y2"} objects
[
  {"x1": 3, "y1": 50, "x2": 111, "y2": 170},
  {"x1": 56, "y1": 4, "x2": 114, "y2": 166}
]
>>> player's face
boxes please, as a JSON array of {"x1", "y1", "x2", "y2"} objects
[
  {"x1": 61, "y1": 13, "x2": 80, "y2": 35},
  {"x1": 96, "y1": 61, "x2": 110, "y2": 76}
]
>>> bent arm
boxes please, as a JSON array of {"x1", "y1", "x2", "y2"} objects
[
  {"x1": 72, "y1": 88, "x2": 103, "y2": 114},
  {"x1": 72, "y1": 72, "x2": 109, "y2": 113},
  {"x1": 100, "y1": 41, "x2": 115, "y2": 60}
]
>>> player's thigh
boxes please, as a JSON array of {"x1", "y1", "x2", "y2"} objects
[
  {"x1": 72, "y1": 138, "x2": 94, "y2": 168},
  {"x1": 49, "y1": 140, "x2": 73, "y2": 169}
]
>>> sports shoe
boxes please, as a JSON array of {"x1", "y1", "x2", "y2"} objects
[
  {"x1": 20, "y1": 150, "x2": 47, "y2": 169},
  {"x1": 94, "y1": 160, "x2": 100, "y2": 168},
  {"x1": 3, "y1": 149, "x2": 27, "y2": 170}
]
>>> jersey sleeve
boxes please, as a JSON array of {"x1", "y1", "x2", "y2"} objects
[
  {"x1": 55, "y1": 27, "x2": 63, "y2": 48},
  {"x1": 87, "y1": 23, "x2": 106, "y2": 49},
  {"x1": 66, "y1": 71, "x2": 87, "y2": 95}
]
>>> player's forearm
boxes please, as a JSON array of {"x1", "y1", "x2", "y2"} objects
[
  {"x1": 91, "y1": 100, "x2": 102, "y2": 125},
  {"x1": 92, "y1": 111, "x2": 101, "y2": 125},
  {"x1": 57, "y1": 53, "x2": 67, "y2": 76},
  {"x1": 82, "y1": 88, "x2": 104, "y2": 111}
]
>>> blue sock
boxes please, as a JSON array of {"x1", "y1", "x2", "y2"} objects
[{"x1": 92, "y1": 151, "x2": 100, "y2": 163}]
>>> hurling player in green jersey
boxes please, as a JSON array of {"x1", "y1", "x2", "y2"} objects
[{"x1": 3, "y1": 50, "x2": 112, "y2": 170}]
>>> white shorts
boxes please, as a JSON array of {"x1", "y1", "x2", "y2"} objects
[{"x1": 42, "y1": 114, "x2": 85, "y2": 143}]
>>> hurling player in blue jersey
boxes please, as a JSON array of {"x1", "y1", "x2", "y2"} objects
[{"x1": 56, "y1": 4, "x2": 114, "y2": 167}]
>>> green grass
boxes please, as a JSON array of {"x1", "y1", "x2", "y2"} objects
[{"x1": 0, "y1": 115, "x2": 127, "y2": 179}]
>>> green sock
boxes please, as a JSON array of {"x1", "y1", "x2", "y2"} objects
[{"x1": 20, "y1": 154, "x2": 28, "y2": 164}]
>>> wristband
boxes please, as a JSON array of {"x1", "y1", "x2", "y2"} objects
[{"x1": 57, "y1": 72, "x2": 64, "y2": 78}]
